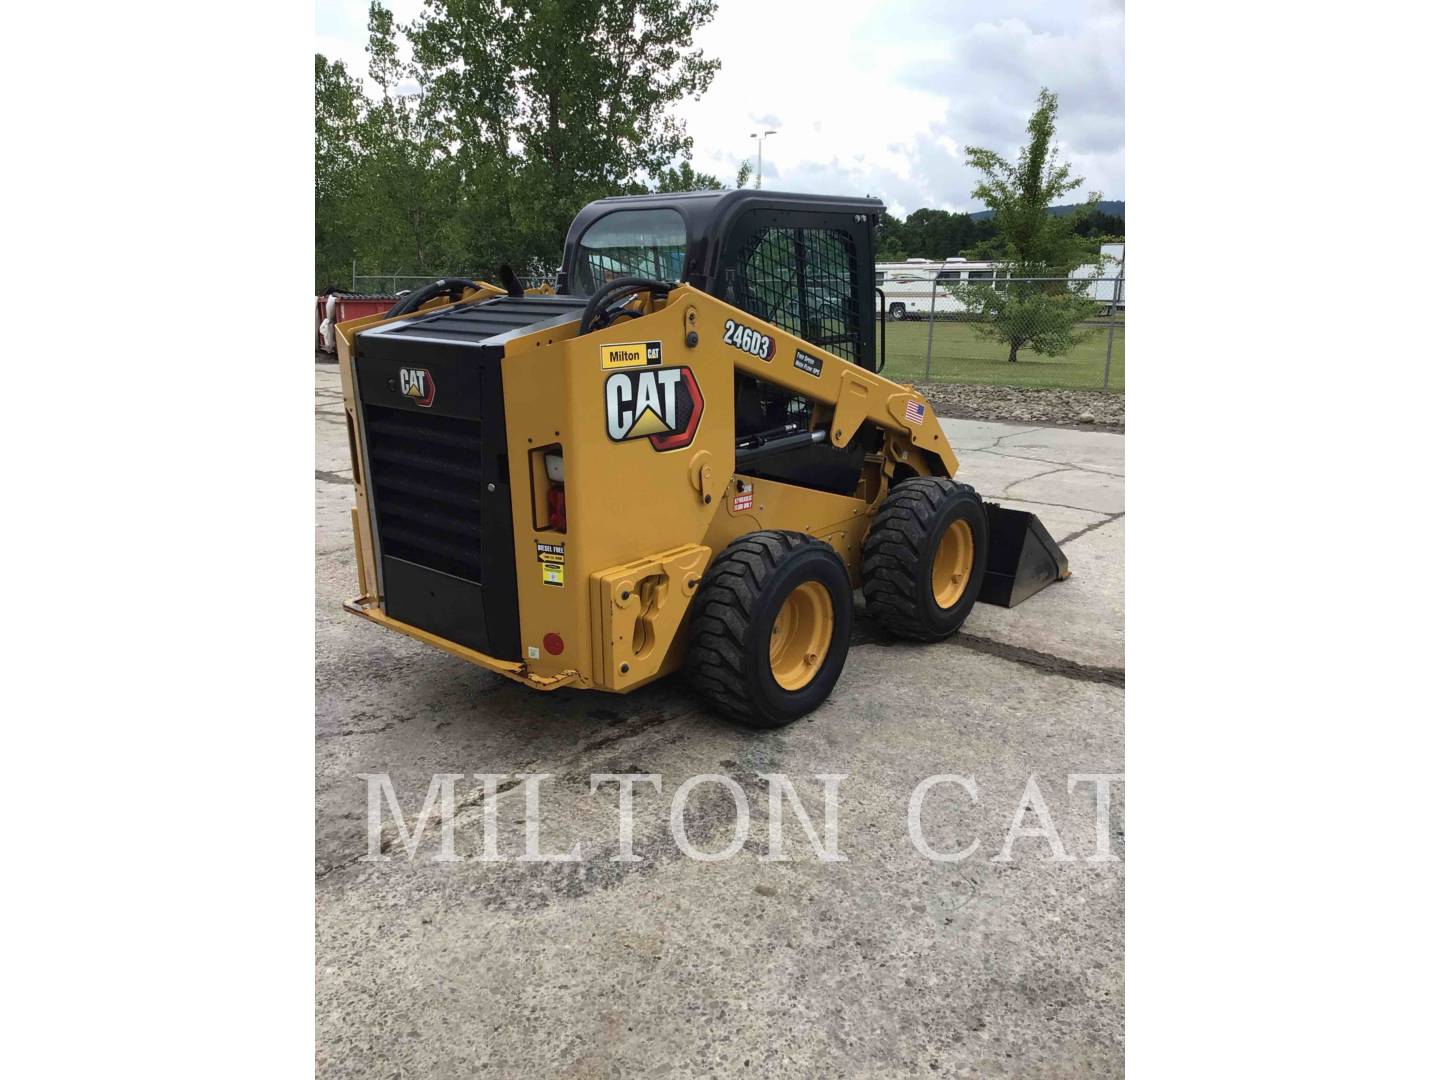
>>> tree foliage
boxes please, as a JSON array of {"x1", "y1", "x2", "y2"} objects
[
  {"x1": 315, "y1": 0, "x2": 720, "y2": 289},
  {"x1": 876, "y1": 208, "x2": 998, "y2": 262},
  {"x1": 315, "y1": 55, "x2": 366, "y2": 288},
  {"x1": 873, "y1": 203, "x2": 1121, "y2": 263},
  {"x1": 951, "y1": 89, "x2": 1103, "y2": 362},
  {"x1": 1071, "y1": 209, "x2": 1124, "y2": 242},
  {"x1": 652, "y1": 160, "x2": 723, "y2": 193}
]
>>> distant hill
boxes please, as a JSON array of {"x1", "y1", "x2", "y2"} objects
[{"x1": 970, "y1": 200, "x2": 1124, "y2": 221}]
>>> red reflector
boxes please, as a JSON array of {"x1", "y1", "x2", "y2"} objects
[{"x1": 542, "y1": 633, "x2": 564, "y2": 655}]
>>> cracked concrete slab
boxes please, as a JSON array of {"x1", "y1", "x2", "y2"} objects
[
  {"x1": 934, "y1": 418, "x2": 1124, "y2": 670},
  {"x1": 1003, "y1": 467, "x2": 1125, "y2": 516},
  {"x1": 315, "y1": 369, "x2": 1124, "y2": 1077},
  {"x1": 938, "y1": 418, "x2": 1122, "y2": 473},
  {"x1": 936, "y1": 418, "x2": 1047, "y2": 452},
  {"x1": 950, "y1": 451, "x2": 1061, "y2": 507},
  {"x1": 316, "y1": 645, "x2": 1123, "y2": 1078},
  {"x1": 963, "y1": 515, "x2": 1124, "y2": 671},
  {"x1": 966, "y1": 427, "x2": 1124, "y2": 478},
  {"x1": 942, "y1": 416, "x2": 1122, "y2": 511}
]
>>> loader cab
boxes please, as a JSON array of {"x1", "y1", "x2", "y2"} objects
[
  {"x1": 559, "y1": 189, "x2": 884, "y2": 373},
  {"x1": 559, "y1": 190, "x2": 886, "y2": 498}
]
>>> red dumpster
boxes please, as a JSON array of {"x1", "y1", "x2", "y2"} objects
[{"x1": 316, "y1": 294, "x2": 400, "y2": 354}]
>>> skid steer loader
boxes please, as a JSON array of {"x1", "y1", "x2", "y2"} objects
[{"x1": 334, "y1": 190, "x2": 1068, "y2": 727}]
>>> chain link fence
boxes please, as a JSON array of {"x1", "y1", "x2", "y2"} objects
[
  {"x1": 876, "y1": 274, "x2": 1125, "y2": 391},
  {"x1": 339, "y1": 265, "x2": 1124, "y2": 392},
  {"x1": 347, "y1": 268, "x2": 559, "y2": 296},
  {"x1": 348, "y1": 270, "x2": 446, "y2": 296}
]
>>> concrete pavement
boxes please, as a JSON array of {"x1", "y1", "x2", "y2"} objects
[{"x1": 314, "y1": 364, "x2": 1125, "y2": 1077}]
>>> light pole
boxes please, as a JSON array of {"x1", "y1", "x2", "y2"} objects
[{"x1": 749, "y1": 129, "x2": 777, "y2": 189}]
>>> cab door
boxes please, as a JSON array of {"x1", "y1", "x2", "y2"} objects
[{"x1": 716, "y1": 209, "x2": 877, "y2": 373}]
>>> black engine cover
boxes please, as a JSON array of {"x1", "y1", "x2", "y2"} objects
[{"x1": 352, "y1": 295, "x2": 585, "y2": 660}]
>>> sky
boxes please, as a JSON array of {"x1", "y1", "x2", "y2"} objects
[{"x1": 315, "y1": 0, "x2": 1124, "y2": 219}]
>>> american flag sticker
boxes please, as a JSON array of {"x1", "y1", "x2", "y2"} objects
[{"x1": 905, "y1": 399, "x2": 926, "y2": 424}]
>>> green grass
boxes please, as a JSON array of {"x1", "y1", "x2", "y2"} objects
[{"x1": 876, "y1": 318, "x2": 1124, "y2": 391}]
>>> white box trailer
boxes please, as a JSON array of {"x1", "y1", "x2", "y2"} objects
[
  {"x1": 878, "y1": 244, "x2": 1124, "y2": 319},
  {"x1": 875, "y1": 257, "x2": 1009, "y2": 320},
  {"x1": 1069, "y1": 243, "x2": 1125, "y2": 310}
]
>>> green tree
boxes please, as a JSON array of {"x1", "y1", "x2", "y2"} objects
[
  {"x1": 902, "y1": 208, "x2": 976, "y2": 259},
  {"x1": 874, "y1": 210, "x2": 907, "y2": 260},
  {"x1": 872, "y1": 208, "x2": 983, "y2": 262},
  {"x1": 351, "y1": 2, "x2": 461, "y2": 275},
  {"x1": 408, "y1": 0, "x2": 719, "y2": 274},
  {"x1": 315, "y1": 55, "x2": 366, "y2": 286},
  {"x1": 953, "y1": 88, "x2": 1100, "y2": 362},
  {"x1": 971, "y1": 215, "x2": 998, "y2": 252},
  {"x1": 653, "y1": 160, "x2": 723, "y2": 192},
  {"x1": 314, "y1": 1, "x2": 721, "y2": 289},
  {"x1": 1073, "y1": 209, "x2": 1125, "y2": 241},
  {"x1": 734, "y1": 159, "x2": 753, "y2": 190}
]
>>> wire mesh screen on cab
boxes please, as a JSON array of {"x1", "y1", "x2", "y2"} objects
[{"x1": 732, "y1": 227, "x2": 861, "y2": 362}]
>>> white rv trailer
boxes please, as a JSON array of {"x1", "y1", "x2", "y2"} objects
[
  {"x1": 874, "y1": 257, "x2": 1009, "y2": 320},
  {"x1": 1069, "y1": 243, "x2": 1125, "y2": 311}
]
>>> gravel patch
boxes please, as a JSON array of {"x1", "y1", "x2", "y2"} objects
[{"x1": 914, "y1": 382, "x2": 1125, "y2": 431}]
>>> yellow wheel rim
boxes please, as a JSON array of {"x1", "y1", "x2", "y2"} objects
[
  {"x1": 769, "y1": 581, "x2": 834, "y2": 691},
  {"x1": 931, "y1": 519, "x2": 975, "y2": 609}
]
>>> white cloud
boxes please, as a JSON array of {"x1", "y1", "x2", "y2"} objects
[
  {"x1": 315, "y1": 0, "x2": 1124, "y2": 217},
  {"x1": 677, "y1": 0, "x2": 1124, "y2": 215}
]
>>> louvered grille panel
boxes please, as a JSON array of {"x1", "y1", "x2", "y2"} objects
[{"x1": 362, "y1": 403, "x2": 489, "y2": 583}]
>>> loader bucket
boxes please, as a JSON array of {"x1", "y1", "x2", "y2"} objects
[{"x1": 979, "y1": 503, "x2": 1071, "y2": 608}]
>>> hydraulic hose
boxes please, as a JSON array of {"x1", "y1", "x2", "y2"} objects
[
  {"x1": 385, "y1": 277, "x2": 482, "y2": 319},
  {"x1": 579, "y1": 276, "x2": 674, "y2": 335}
]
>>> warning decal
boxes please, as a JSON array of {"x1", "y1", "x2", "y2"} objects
[
  {"x1": 793, "y1": 349, "x2": 824, "y2": 378},
  {"x1": 732, "y1": 490, "x2": 754, "y2": 512},
  {"x1": 542, "y1": 561, "x2": 565, "y2": 587},
  {"x1": 535, "y1": 541, "x2": 566, "y2": 563}
]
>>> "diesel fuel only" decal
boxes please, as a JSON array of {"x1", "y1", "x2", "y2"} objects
[{"x1": 603, "y1": 366, "x2": 704, "y2": 451}]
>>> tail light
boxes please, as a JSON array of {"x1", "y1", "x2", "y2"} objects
[{"x1": 531, "y1": 446, "x2": 566, "y2": 533}]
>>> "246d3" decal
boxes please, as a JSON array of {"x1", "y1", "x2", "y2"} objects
[{"x1": 722, "y1": 319, "x2": 776, "y2": 361}]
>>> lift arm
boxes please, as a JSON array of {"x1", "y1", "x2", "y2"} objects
[{"x1": 671, "y1": 285, "x2": 960, "y2": 477}]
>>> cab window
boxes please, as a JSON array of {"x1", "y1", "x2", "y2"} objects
[{"x1": 573, "y1": 208, "x2": 687, "y2": 293}]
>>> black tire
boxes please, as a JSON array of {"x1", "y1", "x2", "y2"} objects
[
  {"x1": 685, "y1": 531, "x2": 852, "y2": 728},
  {"x1": 862, "y1": 478, "x2": 989, "y2": 642},
  {"x1": 889, "y1": 303, "x2": 907, "y2": 321}
]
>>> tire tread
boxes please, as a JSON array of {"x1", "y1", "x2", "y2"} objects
[
  {"x1": 862, "y1": 477, "x2": 983, "y2": 641},
  {"x1": 685, "y1": 530, "x2": 831, "y2": 725}
]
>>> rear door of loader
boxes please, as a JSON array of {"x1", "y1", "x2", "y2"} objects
[{"x1": 351, "y1": 296, "x2": 586, "y2": 660}]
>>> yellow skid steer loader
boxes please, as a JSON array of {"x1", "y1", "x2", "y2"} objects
[{"x1": 335, "y1": 191, "x2": 1068, "y2": 727}]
